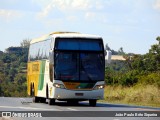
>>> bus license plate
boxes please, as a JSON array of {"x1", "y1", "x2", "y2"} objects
[{"x1": 75, "y1": 93, "x2": 83, "y2": 96}]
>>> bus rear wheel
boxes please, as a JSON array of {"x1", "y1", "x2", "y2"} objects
[
  {"x1": 30, "y1": 84, "x2": 34, "y2": 97},
  {"x1": 89, "y1": 99, "x2": 97, "y2": 107},
  {"x1": 33, "y1": 97, "x2": 40, "y2": 103},
  {"x1": 40, "y1": 98, "x2": 46, "y2": 103},
  {"x1": 31, "y1": 85, "x2": 40, "y2": 103}
]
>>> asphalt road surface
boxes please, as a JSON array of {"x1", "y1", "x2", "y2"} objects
[{"x1": 0, "y1": 97, "x2": 159, "y2": 120}]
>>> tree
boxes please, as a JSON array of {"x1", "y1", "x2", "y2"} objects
[
  {"x1": 147, "y1": 36, "x2": 160, "y2": 71},
  {"x1": 14, "y1": 73, "x2": 26, "y2": 84},
  {"x1": 118, "y1": 47, "x2": 125, "y2": 55},
  {"x1": 156, "y1": 36, "x2": 160, "y2": 44},
  {"x1": 20, "y1": 39, "x2": 30, "y2": 48},
  {"x1": 0, "y1": 51, "x2": 3, "y2": 55},
  {"x1": 105, "y1": 43, "x2": 111, "y2": 50}
]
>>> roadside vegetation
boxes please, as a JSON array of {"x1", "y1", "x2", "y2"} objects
[
  {"x1": 0, "y1": 39, "x2": 30, "y2": 97},
  {"x1": 103, "y1": 85, "x2": 160, "y2": 107},
  {"x1": 0, "y1": 37, "x2": 159, "y2": 107},
  {"x1": 104, "y1": 36, "x2": 160, "y2": 107}
]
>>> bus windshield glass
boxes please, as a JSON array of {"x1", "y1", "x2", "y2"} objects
[
  {"x1": 54, "y1": 52, "x2": 104, "y2": 81},
  {"x1": 54, "y1": 38, "x2": 105, "y2": 81}
]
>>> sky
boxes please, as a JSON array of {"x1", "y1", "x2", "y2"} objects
[{"x1": 0, "y1": 0, "x2": 160, "y2": 54}]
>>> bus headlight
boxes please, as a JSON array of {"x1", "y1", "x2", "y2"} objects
[
  {"x1": 93, "y1": 84, "x2": 105, "y2": 90},
  {"x1": 53, "y1": 83, "x2": 65, "y2": 89}
]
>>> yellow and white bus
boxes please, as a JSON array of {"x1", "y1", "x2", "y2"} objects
[{"x1": 27, "y1": 32, "x2": 107, "y2": 106}]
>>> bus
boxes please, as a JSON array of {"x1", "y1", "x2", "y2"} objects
[{"x1": 27, "y1": 32, "x2": 109, "y2": 106}]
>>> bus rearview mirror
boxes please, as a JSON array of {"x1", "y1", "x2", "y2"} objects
[
  {"x1": 49, "y1": 50, "x2": 54, "y2": 64},
  {"x1": 106, "y1": 50, "x2": 112, "y2": 64}
]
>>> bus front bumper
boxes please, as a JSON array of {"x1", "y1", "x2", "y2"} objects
[{"x1": 51, "y1": 88, "x2": 104, "y2": 100}]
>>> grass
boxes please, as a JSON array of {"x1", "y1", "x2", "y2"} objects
[{"x1": 99, "y1": 85, "x2": 160, "y2": 108}]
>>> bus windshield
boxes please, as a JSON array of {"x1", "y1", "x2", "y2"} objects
[
  {"x1": 54, "y1": 52, "x2": 104, "y2": 81},
  {"x1": 54, "y1": 38, "x2": 105, "y2": 81}
]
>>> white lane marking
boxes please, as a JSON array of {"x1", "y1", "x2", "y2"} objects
[
  {"x1": 136, "y1": 108, "x2": 160, "y2": 111},
  {"x1": 67, "y1": 108, "x2": 77, "y2": 111},
  {"x1": 0, "y1": 105, "x2": 60, "y2": 111}
]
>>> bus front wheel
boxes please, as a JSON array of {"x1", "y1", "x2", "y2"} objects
[
  {"x1": 89, "y1": 99, "x2": 97, "y2": 107},
  {"x1": 48, "y1": 99, "x2": 55, "y2": 105}
]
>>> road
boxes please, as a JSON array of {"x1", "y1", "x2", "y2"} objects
[{"x1": 0, "y1": 97, "x2": 159, "y2": 120}]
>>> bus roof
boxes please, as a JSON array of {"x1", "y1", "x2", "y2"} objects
[{"x1": 30, "y1": 32, "x2": 102, "y2": 44}]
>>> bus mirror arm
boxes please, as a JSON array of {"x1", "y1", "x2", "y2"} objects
[
  {"x1": 106, "y1": 50, "x2": 112, "y2": 64},
  {"x1": 49, "y1": 50, "x2": 54, "y2": 64},
  {"x1": 104, "y1": 49, "x2": 107, "y2": 56}
]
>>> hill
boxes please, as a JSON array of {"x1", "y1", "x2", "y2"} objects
[{"x1": 0, "y1": 41, "x2": 29, "y2": 97}]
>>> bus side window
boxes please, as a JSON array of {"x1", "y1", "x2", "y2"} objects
[
  {"x1": 29, "y1": 39, "x2": 51, "y2": 61},
  {"x1": 29, "y1": 44, "x2": 36, "y2": 61}
]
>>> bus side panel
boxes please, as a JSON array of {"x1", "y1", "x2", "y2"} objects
[
  {"x1": 27, "y1": 61, "x2": 40, "y2": 96},
  {"x1": 37, "y1": 60, "x2": 51, "y2": 98}
]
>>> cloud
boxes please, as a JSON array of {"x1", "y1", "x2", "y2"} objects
[
  {"x1": 37, "y1": 0, "x2": 105, "y2": 18},
  {"x1": 95, "y1": 1, "x2": 105, "y2": 10},
  {"x1": 37, "y1": 3, "x2": 53, "y2": 17},
  {"x1": 85, "y1": 12, "x2": 96, "y2": 20},
  {"x1": 0, "y1": 9, "x2": 23, "y2": 21},
  {"x1": 70, "y1": 0, "x2": 92, "y2": 10},
  {"x1": 85, "y1": 12, "x2": 107, "y2": 23},
  {"x1": 154, "y1": 0, "x2": 160, "y2": 11},
  {"x1": 66, "y1": 15, "x2": 78, "y2": 22}
]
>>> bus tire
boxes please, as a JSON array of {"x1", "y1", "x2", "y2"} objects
[
  {"x1": 46, "y1": 85, "x2": 49, "y2": 99},
  {"x1": 40, "y1": 98, "x2": 46, "y2": 103},
  {"x1": 30, "y1": 84, "x2": 34, "y2": 96},
  {"x1": 89, "y1": 99, "x2": 97, "y2": 107},
  {"x1": 33, "y1": 97, "x2": 40, "y2": 103},
  {"x1": 30, "y1": 84, "x2": 32, "y2": 96},
  {"x1": 48, "y1": 99, "x2": 55, "y2": 105}
]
